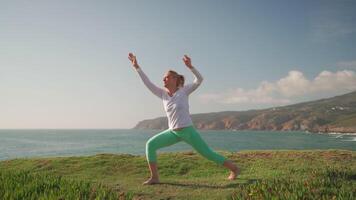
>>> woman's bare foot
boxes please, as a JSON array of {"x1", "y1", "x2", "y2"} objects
[
  {"x1": 228, "y1": 166, "x2": 240, "y2": 180},
  {"x1": 143, "y1": 177, "x2": 160, "y2": 185},
  {"x1": 223, "y1": 160, "x2": 240, "y2": 180}
]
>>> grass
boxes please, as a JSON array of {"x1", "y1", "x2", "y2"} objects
[
  {"x1": 0, "y1": 170, "x2": 124, "y2": 200},
  {"x1": 0, "y1": 150, "x2": 355, "y2": 199}
]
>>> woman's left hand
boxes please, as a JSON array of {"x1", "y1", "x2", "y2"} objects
[{"x1": 183, "y1": 55, "x2": 193, "y2": 69}]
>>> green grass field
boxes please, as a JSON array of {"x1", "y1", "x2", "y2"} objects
[{"x1": 0, "y1": 150, "x2": 355, "y2": 199}]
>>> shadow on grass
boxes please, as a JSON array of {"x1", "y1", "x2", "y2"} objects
[
  {"x1": 349, "y1": 174, "x2": 356, "y2": 181},
  {"x1": 327, "y1": 170, "x2": 356, "y2": 181},
  {"x1": 156, "y1": 178, "x2": 259, "y2": 189}
]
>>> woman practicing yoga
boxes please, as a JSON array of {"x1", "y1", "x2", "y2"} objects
[{"x1": 128, "y1": 53, "x2": 239, "y2": 185}]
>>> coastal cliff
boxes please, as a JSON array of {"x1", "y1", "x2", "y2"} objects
[{"x1": 134, "y1": 91, "x2": 356, "y2": 133}]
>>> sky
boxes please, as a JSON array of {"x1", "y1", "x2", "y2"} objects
[{"x1": 1, "y1": 0, "x2": 356, "y2": 129}]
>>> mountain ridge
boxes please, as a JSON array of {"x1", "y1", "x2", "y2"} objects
[{"x1": 133, "y1": 91, "x2": 356, "y2": 133}]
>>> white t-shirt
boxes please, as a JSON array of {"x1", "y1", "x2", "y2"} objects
[{"x1": 135, "y1": 67, "x2": 203, "y2": 130}]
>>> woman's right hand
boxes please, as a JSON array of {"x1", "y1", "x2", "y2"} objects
[{"x1": 128, "y1": 53, "x2": 139, "y2": 69}]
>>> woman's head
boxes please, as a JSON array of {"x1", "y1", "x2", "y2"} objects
[{"x1": 163, "y1": 70, "x2": 185, "y2": 88}]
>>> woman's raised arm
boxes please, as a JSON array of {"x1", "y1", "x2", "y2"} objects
[
  {"x1": 182, "y1": 55, "x2": 204, "y2": 95},
  {"x1": 128, "y1": 53, "x2": 164, "y2": 99}
]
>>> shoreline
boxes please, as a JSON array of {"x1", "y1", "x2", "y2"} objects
[{"x1": 324, "y1": 132, "x2": 356, "y2": 136}]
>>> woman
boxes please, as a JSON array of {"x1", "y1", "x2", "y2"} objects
[{"x1": 128, "y1": 53, "x2": 239, "y2": 185}]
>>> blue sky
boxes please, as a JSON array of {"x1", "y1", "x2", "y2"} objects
[{"x1": 1, "y1": 0, "x2": 356, "y2": 128}]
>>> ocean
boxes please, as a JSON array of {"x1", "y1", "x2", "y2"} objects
[{"x1": 0, "y1": 129, "x2": 355, "y2": 161}]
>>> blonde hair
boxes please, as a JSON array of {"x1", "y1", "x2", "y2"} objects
[{"x1": 168, "y1": 70, "x2": 185, "y2": 87}]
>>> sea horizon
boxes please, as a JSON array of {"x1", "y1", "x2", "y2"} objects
[{"x1": 1, "y1": 129, "x2": 355, "y2": 161}]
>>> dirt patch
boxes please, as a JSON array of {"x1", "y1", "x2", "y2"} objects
[
  {"x1": 235, "y1": 152, "x2": 275, "y2": 160},
  {"x1": 231, "y1": 150, "x2": 355, "y2": 162},
  {"x1": 318, "y1": 151, "x2": 353, "y2": 162},
  {"x1": 35, "y1": 159, "x2": 53, "y2": 170}
]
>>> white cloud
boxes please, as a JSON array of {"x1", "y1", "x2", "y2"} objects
[
  {"x1": 276, "y1": 71, "x2": 310, "y2": 97},
  {"x1": 200, "y1": 70, "x2": 356, "y2": 106},
  {"x1": 312, "y1": 70, "x2": 356, "y2": 92}
]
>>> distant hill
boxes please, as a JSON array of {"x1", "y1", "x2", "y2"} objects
[{"x1": 133, "y1": 91, "x2": 356, "y2": 133}]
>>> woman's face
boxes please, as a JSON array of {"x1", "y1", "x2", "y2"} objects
[{"x1": 163, "y1": 72, "x2": 178, "y2": 88}]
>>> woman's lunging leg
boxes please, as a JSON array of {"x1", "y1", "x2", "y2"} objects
[
  {"x1": 146, "y1": 129, "x2": 181, "y2": 162},
  {"x1": 144, "y1": 129, "x2": 181, "y2": 184}
]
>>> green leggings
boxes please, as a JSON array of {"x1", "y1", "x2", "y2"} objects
[{"x1": 146, "y1": 125, "x2": 226, "y2": 165}]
